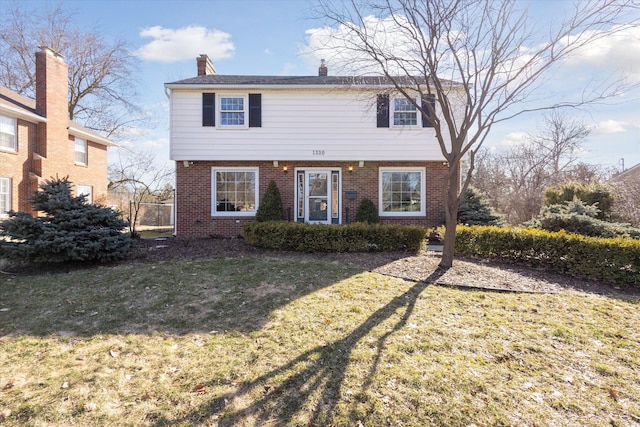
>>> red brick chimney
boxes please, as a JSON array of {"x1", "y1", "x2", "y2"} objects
[
  {"x1": 197, "y1": 54, "x2": 216, "y2": 76},
  {"x1": 318, "y1": 59, "x2": 328, "y2": 76},
  {"x1": 35, "y1": 46, "x2": 69, "y2": 166}
]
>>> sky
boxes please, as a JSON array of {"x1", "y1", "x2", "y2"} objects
[{"x1": 25, "y1": 0, "x2": 640, "y2": 173}]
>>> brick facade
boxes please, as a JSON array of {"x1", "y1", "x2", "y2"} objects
[
  {"x1": 176, "y1": 160, "x2": 447, "y2": 237},
  {"x1": 0, "y1": 47, "x2": 110, "y2": 215}
]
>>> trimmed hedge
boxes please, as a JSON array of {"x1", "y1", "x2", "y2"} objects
[
  {"x1": 454, "y1": 225, "x2": 640, "y2": 287},
  {"x1": 242, "y1": 221, "x2": 426, "y2": 253}
]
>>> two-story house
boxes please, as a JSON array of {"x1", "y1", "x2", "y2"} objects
[
  {"x1": 0, "y1": 47, "x2": 113, "y2": 218},
  {"x1": 166, "y1": 55, "x2": 454, "y2": 238}
]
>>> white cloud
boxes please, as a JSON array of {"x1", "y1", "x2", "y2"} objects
[
  {"x1": 592, "y1": 119, "x2": 629, "y2": 135},
  {"x1": 563, "y1": 23, "x2": 640, "y2": 82},
  {"x1": 498, "y1": 131, "x2": 528, "y2": 147},
  {"x1": 135, "y1": 25, "x2": 235, "y2": 63},
  {"x1": 264, "y1": 48, "x2": 272, "y2": 55}
]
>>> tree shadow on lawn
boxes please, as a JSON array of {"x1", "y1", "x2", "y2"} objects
[
  {"x1": 150, "y1": 268, "x2": 446, "y2": 426},
  {"x1": 0, "y1": 252, "x2": 417, "y2": 337}
]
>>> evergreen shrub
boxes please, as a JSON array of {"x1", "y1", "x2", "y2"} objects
[
  {"x1": 457, "y1": 187, "x2": 505, "y2": 226},
  {"x1": 0, "y1": 177, "x2": 132, "y2": 263},
  {"x1": 242, "y1": 221, "x2": 426, "y2": 253},
  {"x1": 454, "y1": 225, "x2": 640, "y2": 287},
  {"x1": 255, "y1": 180, "x2": 283, "y2": 222},
  {"x1": 354, "y1": 198, "x2": 380, "y2": 224}
]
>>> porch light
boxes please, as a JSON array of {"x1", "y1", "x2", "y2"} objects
[
  {"x1": 348, "y1": 165, "x2": 354, "y2": 173},
  {"x1": 283, "y1": 165, "x2": 288, "y2": 174}
]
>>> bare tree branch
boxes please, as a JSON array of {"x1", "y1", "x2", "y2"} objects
[
  {"x1": 0, "y1": 1, "x2": 147, "y2": 140},
  {"x1": 316, "y1": 0, "x2": 639, "y2": 267}
]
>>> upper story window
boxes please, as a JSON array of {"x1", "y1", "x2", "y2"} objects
[
  {"x1": 392, "y1": 98, "x2": 418, "y2": 127},
  {"x1": 0, "y1": 114, "x2": 17, "y2": 151},
  {"x1": 202, "y1": 93, "x2": 262, "y2": 128},
  {"x1": 75, "y1": 138, "x2": 87, "y2": 165},
  {"x1": 379, "y1": 167, "x2": 426, "y2": 217},
  {"x1": 377, "y1": 94, "x2": 435, "y2": 128},
  {"x1": 77, "y1": 185, "x2": 93, "y2": 204},
  {"x1": 212, "y1": 167, "x2": 259, "y2": 216},
  {"x1": 220, "y1": 96, "x2": 247, "y2": 127},
  {"x1": 0, "y1": 177, "x2": 10, "y2": 217}
]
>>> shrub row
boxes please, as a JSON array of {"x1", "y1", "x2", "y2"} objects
[
  {"x1": 242, "y1": 221, "x2": 426, "y2": 253},
  {"x1": 454, "y1": 225, "x2": 640, "y2": 287}
]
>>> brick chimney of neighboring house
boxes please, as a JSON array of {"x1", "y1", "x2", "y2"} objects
[
  {"x1": 318, "y1": 59, "x2": 328, "y2": 76},
  {"x1": 197, "y1": 54, "x2": 216, "y2": 76},
  {"x1": 35, "y1": 46, "x2": 69, "y2": 168}
]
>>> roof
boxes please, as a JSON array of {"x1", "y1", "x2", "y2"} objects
[
  {"x1": 609, "y1": 163, "x2": 640, "y2": 183},
  {"x1": 165, "y1": 74, "x2": 452, "y2": 90},
  {"x1": 0, "y1": 85, "x2": 43, "y2": 122},
  {"x1": 0, "y1": 85, "x2": 113, "y2": 147}
]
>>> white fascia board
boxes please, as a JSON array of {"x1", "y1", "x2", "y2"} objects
[
  {"x1": 0, "y1": 103, "x2": 46, "y2": 123},
  {"x1": 164, "y1": 83, "x2": 396, "y2": 91},
  {"x1": 68, "y1": 124, "x2": 116, "y2": 147}
]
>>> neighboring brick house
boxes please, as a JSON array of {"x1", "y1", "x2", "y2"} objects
[
  {"x1": 165, "y1": 55, "x2": 458, "y2": 237},
  {"x1": 0, "y1": 47, "x2": 113, "y2": 217}
]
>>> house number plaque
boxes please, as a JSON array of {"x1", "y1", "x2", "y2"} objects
[{"x1": 312, "y1": 150, "x2": 325, "y2": 156}]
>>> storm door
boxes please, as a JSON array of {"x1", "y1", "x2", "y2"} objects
[{"x1": 296, "y1": 169, "x2": 340, "y2": 224}]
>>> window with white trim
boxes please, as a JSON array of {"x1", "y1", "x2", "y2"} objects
[
  {"x1": 219, "y1": 95, "x2": 247, "y2": 128},
  {"x1": 379, "y1": 167, "x2": 426, "y2": 216},
  {"x1": 75, "y1": 138, "x2": 87, "y2": 165},
  {"x1": 77, "y1": 185, "x2": 93, "y2": 204},
  {"x1": 212, "y1": 167, "x2": 258, "y2": 216},
  {"x1": 0, "y1": 177, "x2": 11, "y2": 216},
  {"x1": 0, "y1": 114, "x2": 17, "y2": 151},
  {"x1": 392, "y1": 97, "x2": 418, "y2": 127}
]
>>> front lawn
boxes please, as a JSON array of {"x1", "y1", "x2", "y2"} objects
[{"x1": 0, "y1": 256, "x2": 638, "y2": 426}]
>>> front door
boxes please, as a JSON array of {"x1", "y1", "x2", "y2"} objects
[{"x1": 296, "y1": 169, "x2": 340, "y2": 224}]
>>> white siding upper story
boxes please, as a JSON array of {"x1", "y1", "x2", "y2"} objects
[{"x1": 168, "y1": 88, "x2": 456, "y2": 162}]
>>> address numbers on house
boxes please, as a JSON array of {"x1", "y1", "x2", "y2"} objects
[{"x1": 312, "y1": 150, "x2": 325, "y2": 156}]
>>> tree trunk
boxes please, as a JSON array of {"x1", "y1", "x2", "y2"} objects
[{"x1": 440, "y1": 160, "x2": 461, "y2": 269}]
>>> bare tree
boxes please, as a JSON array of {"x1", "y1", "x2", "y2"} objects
[
  {"x1": 473, "y1": 112, "x2": 600, "y2": 223},
  {"x1": 528, "y1": 111, "x2": 591, "y2": 185},
  {"x1": 0, "y1": 1, "x2": 144, "y2": 139},
  {"x1": 108, "y1": 149, "x2": 174, "y2": 237},
  {"x1": 316, "y1": 0, "x2": 638, "y2": 267}
]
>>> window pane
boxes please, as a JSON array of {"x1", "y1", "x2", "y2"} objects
[
  {"x1": 75, "y1": 138, "x2": 87, "y2": 164},
  {"x1": 0, "y1": 177, "x2": 10, "y2": 215},
  {"x1": 381, "y1": 171, "x2": 421, "y2": 212},
  {"x1": 0, "y1": 115, "x2": 16, "y2": 150},
  {"x1": 393, "y1": 98, "x2": 417, "y2": 126},
  {"x1": 220, "y1": 97, "x2": 245, "y2": 126},
  {"x1": 215, "y1": 170, "x2": 256, "y2": 213}
]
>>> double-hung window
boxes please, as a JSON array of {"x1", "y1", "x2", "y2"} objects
[
  {"x1": 0, "y1": 177, "x2": 10, "y2": 217},
  {"x1": 0, "y1": 114, "x2": 17, "y2": 151},
  {"x1": 212, "y1": 167, "x2": 258, "y2": 216},
  {"x1": 77, "y1": 185, "x2": 93, "y2": 204},
  {"x1": 379, "y1": 167, "x2": 426, "y2": 216},
  {"x1": 392, "y1": 98, "x2": 418, "y2": 127},
  {"x1": 219, "y1": 95, "x2": 247, "y2": 127},
  {"x1": 75, "y1": 138, "x2": 87, "y2": 165}
]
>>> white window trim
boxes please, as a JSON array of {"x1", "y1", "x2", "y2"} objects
[
  {"x1": 0, "y1": 177, "x2": 11, "y2": 217},
  {"x1": 0, "y1": 114, "x2": 17, "y2": 152},
  {"x1": 217, "y1": 94, "x2": 249, "y2": 129},
  {"x1": 378, "y1": 167, "x2": 426, "y2": 217},
  {"x1": 390, "y1": 97, "x2": 421, "y2": 128},
  {"x1": 211, "y1": 166, "x2": 259, "y2": 217},
  {"x1": 75, "y1": 138, "x2": 88, "y2": 165}
]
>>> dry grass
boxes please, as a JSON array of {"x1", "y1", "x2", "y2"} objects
[{"x1": 1, "y1": 256, "x2": 639, "y2": 426}]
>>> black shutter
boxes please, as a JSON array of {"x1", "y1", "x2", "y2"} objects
[
  {"x1": 248, "y1": 93, "x2": 262, "y2": 127},
  {"x1": 421, "y1": 94, "x2": 435, "y2": 128},
  {"x1": 203, "y1": 93, "x2": 215, "y2": 126},
  {"x1": 376, "y1": 94, "x2": 389, "y2": 128}
]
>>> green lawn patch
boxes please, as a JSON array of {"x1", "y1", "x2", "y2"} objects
[{"x1": 1, "y1": 257, "x2": 638, "y2": 426}]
